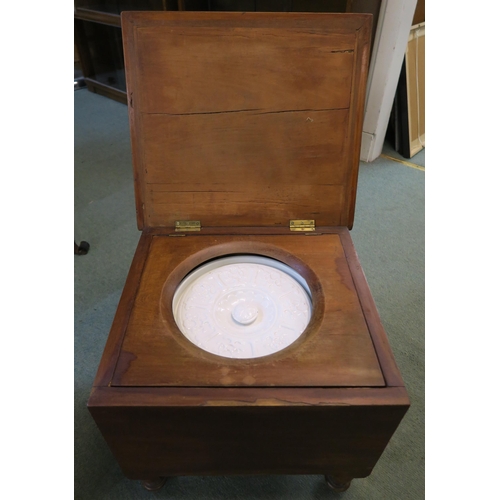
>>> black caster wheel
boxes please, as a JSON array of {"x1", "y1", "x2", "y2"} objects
[{"x1": 75, "y1": 241, "x2": 90, "y2": 255}]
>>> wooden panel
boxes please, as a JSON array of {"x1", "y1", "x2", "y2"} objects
[
  {"x1": 122, "y1": 12, "x2": 372, "y2": 229},
  {"x1": 147, "y1": 184, "x2": 345, "y2": 227},
  {"x1": 89, "y1": 401, "x2": 408, "y2": 479},
  {"x1": 338, "y1": 227, "x2": 405, "y2": 386},
  {"x1": 135, "y1": 26, "x2": 354, "y2": 114},
  {"x1": 142, "y1": 111, "x2": 349, "y2": 185},
  {"x1": 92, "y1": 233, "x2": 153, "y2": 387},
  {"x1": 111, "y1": 233, "x2": 385, "y2": 387},
  {"x1": 89, "y1": 385, "x2": 410, "y2": 407},
  {"x1": 141, "y1": 110, "x2": 350, "y2": 227}
]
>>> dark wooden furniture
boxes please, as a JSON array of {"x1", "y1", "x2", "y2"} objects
[
  {"x1": 88, "y1": 12, "x2": 409, "y2": 493},
  {"x1": 74, "y1": 1, "x2": 178, "y2": 103}
]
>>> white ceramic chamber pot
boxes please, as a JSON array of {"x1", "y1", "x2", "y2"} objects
[{"x1": 172, "y1": 255, "x2": 312, "y2": 359}]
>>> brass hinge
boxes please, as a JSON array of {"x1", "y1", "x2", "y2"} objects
[
  {"x1": 289, "y1": 219, "x2": 315, "y2": 232},
  {"x1": 175, "y1": 220, "x2": 201, "y2": 232}
]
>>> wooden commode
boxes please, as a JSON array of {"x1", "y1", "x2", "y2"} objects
[{"x1": 88, "y1": 11, "x2": 409, "y2": 493}]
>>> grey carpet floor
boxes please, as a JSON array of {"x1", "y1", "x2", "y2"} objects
[{"x1": 75, "y1": 89, "x2": 424, "y2": 499}]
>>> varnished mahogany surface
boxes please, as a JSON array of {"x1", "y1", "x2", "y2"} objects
[
  {"x1": 89, "y1": 398, "x2": 408, "y2": 479},
  {"x1": 110, "y1": 232, "x2": 385, "y2": 387},
  {"x1": 92, "y1": 227, "x2": 405, "y2": 390},
  {"x1": 88, "y1": 229, "x2": 409, "y2": 481},
  {"x1": 122, "y1": 12, "x2": 371, "y2": 229}
]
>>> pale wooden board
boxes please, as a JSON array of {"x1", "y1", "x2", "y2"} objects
[{"x1": 406, "y1": 22, "x2": 425, "y2": 157}]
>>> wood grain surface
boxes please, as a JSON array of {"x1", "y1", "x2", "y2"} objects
[
  {"x1": 122, "y1": 12, "x2": 372, "y2": 230},
  {"x1": 110, "y1": 233, "x2": 385, "y2": 387},
  {"x1": 141, "y1": 110, "x2": 349, "y2": 227},
  {"x1": 92, "y1": 232, "x2": 153, "y2": 387},
  {"x1": 89, "y1": 401, "x2": 408, "y2": 479}
]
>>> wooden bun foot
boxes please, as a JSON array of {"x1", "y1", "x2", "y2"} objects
[
  {"x1": 141, "y1": 477, "x2": 167, "y2": 491},
  {"x1": 325, "y1": 475, "x2": 352, "y2": 492}
]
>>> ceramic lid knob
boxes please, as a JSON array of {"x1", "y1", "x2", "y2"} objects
[{"x1": 231, "y1": 303, "x2": 259, "y2": 325}]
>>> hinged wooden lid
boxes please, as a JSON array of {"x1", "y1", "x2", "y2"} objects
[{"x1": 122, "y1": 12, "x2": 372, "y2": 230}]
